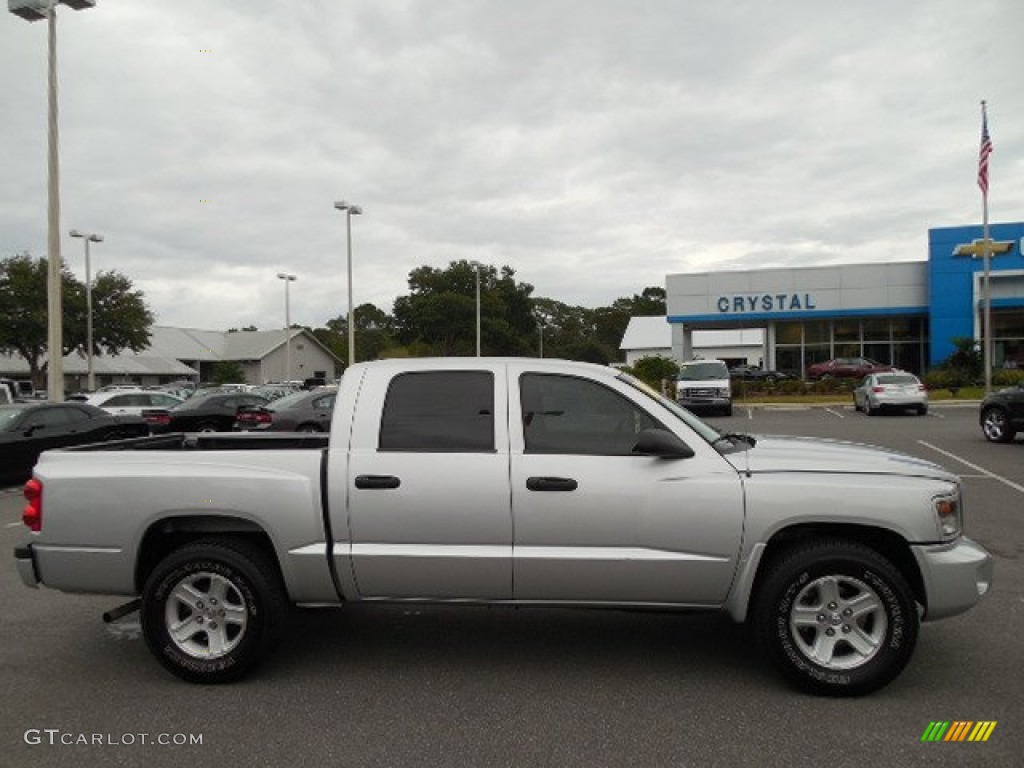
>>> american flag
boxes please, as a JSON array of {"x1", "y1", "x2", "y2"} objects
[{"x1": 978, "y1": 102, "x2": 992, "y2": 196}]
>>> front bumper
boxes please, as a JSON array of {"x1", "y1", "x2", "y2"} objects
[
  {"x1": 912, "y1": 537, "x2": 993, "y2": 621},
  {"x1": 15, "y1": 545, "x2": 40, "y2": 589}
]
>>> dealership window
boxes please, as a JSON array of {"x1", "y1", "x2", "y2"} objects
[
  {"x1": 804, "y1": 321, "x2": 830, "y2": 344},
  {"x1": 771, "y1": 316, "x2": 927, "y2": 376},
  {"x1": 834, "y1": 320, "x2": 859, "y2": 343},
  {"x1": 775, "y1": 322, "x2": 802, "y2": 345}
]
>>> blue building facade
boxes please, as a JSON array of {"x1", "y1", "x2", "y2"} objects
[{"x1": 928, "y1": 222, "x2": 1024, "y2": 366}]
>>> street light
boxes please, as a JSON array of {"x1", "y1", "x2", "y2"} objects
[
  {"x1": 473, "y1": 262, "x2": 481, "y2": 357},
  {"x1": 276, "y1": 273, "x2": 297, "y2": 384},
  {"x1": 334, "y1": 200, "x2": 362, "y2": 367},
  {"x1": 69, "y1": 229, "x2": 102, "y2": 391},
  {"x1": 9, "y1": 0, "x2": 99, "y2": 401}
]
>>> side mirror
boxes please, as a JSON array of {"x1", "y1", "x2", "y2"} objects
[{"x1": 632, "y1": 428, "x2": 695, "y2": 459}]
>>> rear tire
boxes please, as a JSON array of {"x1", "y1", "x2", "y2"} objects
[
  {"x1": 296, "y1": 423, "x2": 323, "y2": 433},
  {"x1": 981, "y1": 406, "x2": 1016, "y2": 443},
  {"x1": 752, "y1": 540, "x2": 918, "y2": 697},
  {"x1": 141, "y1": 538, "x2": 288, "y2": 684}
]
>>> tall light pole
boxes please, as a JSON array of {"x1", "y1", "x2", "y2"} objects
[
  {"x1": 69, "y1": 229, "x2": 102, "y2": 391},
  {"x1": 474, "y1": 262, "x2": 481, "y2": 357},
  {"x1": 334, "y1": 201, "x2": 362, "y2": 367},
  {"x1": 277, "y1": 273, "x2": 296, "y2": 383},
  {"x1": 10, "y1": 0, "x2": 99, "y2": 401}
]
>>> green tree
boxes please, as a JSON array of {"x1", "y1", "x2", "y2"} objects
[
  {"x1": 211, "y1": 360, "x2": 245, "y2": 384},
  {"x1": 939, "y1": 337, "x2": 983, "y2": 387},
  {"x1": 0, "y1": 253, "x2": 154, "y2": 388},
  {"x1": 627, "y1": 355, "x2": 680, "y2": 390},
  {"x1": 393, "y1": 261, "x2": 535, "y2": 356},
  {"x1": 320, "y1": 303, "x2": 396, "y2": 365}
]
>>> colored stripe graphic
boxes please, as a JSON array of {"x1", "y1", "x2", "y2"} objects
[
  {"x1": 969, "y1": 722, "x2": 997, "y2": 742},
  {"x1": 945, "y1": 721, "x2": 972, "y2": 741},
  {"x1": 921, "y1": 721, "x2": 996, "y2": 742}
]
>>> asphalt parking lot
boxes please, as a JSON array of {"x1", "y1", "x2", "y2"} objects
[{"x1": 2, "y1": 404, "x2": 1021, "y2": 768}]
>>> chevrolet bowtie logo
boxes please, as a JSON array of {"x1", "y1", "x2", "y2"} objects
[{"x1": 952, "y1": 238, "x2": 1015, "y2": 257}]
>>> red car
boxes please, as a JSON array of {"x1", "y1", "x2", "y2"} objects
[{"x1": 806, "y1": 357, "x2": 893, "y2": 381}]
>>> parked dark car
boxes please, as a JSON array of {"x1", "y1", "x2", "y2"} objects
[
  {"x1": 144, "y1": 392, "x2": 270, "y2": 433},
  {"x1": 979, "y1": 384, "x2": 1024, "y2": 443},
  {"x1": 728, "y1": 365, "x2": 792, "y2": 382},
  {"x1": 234, "y1": 388, "x2": 336, "y2": 432},
  {"x1": 806, "y1": 357, "x2": 894, "y2": 381},
  {"x1": 0, "y1": 402, "x2": 148, "y2": 485}
]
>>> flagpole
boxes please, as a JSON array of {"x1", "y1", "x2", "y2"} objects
[{"x1": 980, "y1": 100, "x2": 992, "y2": 395}]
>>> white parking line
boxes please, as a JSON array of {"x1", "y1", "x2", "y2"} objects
[
  {"x1": 824, "y1": 408, "x2": 845, "y2": 419},
  {"x1": 917, "y1": 440, "x2": 1024, "y2": 495},
  {"x1": 5, "y1": 522, "x2": 22, "y2": 529}
]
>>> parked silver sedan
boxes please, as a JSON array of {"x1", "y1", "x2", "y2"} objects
[{"x1": 852, "y1": 372, "x2": 928, "y2": 415}]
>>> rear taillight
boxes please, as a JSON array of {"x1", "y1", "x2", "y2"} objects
[
  {"x1": 145, "y1": 413, "x2": 171, "y2": 426},
  {"x1": 237, "y1": 411, "x2": 272, "y2": 425},
  {"x1": 871, "y1": 386, "x2": 885, "y2": 393},
  {"x1": 23, "y1": 478, "x2": 42, "y2": 532}
]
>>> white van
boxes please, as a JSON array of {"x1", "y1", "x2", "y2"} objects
[{"x1": 675, "y1": 359, "x2": 732, "y2": 416}]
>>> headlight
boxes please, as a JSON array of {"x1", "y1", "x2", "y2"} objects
[
  {"x1": 933, "y1": 490, "x2": 963, "y2": 541},
  {"x1": 718, "y1": 387, "x2": 731, "y2": 397}
]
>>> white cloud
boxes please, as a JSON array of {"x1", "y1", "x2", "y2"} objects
[{"x1": 2, "y1": 0, "x2": 1022, "y2": 329}]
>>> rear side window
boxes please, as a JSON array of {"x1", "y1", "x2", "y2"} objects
[{"x1": 379, "y1": 371, "x2": 494, "y2": 452}]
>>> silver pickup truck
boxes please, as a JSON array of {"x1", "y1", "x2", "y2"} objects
[{"x1": 15, "y1": 358, "x2": 993, "y2": 695}]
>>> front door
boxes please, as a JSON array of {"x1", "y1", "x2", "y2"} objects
[{"x1": 509, "y1": 368, "x2": 744, "y2": 605}]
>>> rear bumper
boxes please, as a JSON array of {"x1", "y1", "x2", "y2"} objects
[
  {"x1": 912, "y1": 537, "x2": 994, "y2": 621},
  {"x1": 14, "y1": 545, "x2": 40, "y2": 588}
]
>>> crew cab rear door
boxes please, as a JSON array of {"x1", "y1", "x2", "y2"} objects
[
  {"x1": 508, "y1": 365, "x2": 744, "y2": 605},
  {"x1": 342, "y1": 364, "x2": 513, "y2": 599}
]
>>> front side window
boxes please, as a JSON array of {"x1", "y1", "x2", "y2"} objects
[
  {"x1": 379, "y1": 371, "x2": 494, "y2": 452},
  {"x1": 520, "y1": 374, "x2": 662, "y2": 456}
]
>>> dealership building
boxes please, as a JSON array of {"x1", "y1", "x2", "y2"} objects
[{"x1": 666, "y1": 222, "x2": 1024, "y2": 376}]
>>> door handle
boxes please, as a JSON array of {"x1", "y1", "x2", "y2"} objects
[
  {"x1": 355, "y1": 475, "x2": 401, "y2": 490},
  {"x1": 526, "y1": 476, "x2": 578, "y2": 492}
]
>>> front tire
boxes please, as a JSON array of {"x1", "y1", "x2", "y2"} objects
[
  {"x1": 753, "y1": 540, "x2": 919, "y2": 697},
  {"x1": 141, "y1": 539, "x2": 288, "y2": 683},
  {"x1": 981, "y1": 406, "x2": 1016, "y2": 443}
]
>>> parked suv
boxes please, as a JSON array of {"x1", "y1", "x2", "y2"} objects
[{"x1": 675, "y1": 359, "x2": 732, "y2": 416}]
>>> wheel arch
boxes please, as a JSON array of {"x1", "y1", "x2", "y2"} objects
[
  {"x1": 135, "y1": 515, "x2": 281, "y2": 595},
  {"x1": 729, "y1": 523, "x2": 925, "y2": 623}
]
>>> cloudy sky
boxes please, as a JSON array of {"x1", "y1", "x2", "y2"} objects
[{"x1": 2, "y1": 0, "x2": 1022, "y2": 332}]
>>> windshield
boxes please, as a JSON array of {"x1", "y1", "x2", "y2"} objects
[
  {"x1": 617, "y1": 374, "x2": 722, "y2": 445},
  {"x1": 677, "y1": 362, "x2": 729, "y2": 380}
]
